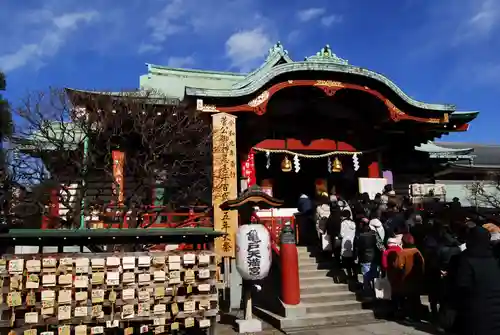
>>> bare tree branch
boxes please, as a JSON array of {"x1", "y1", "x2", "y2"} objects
[
  {"x1": 465, "y1": 172, "x2": 500, "y2": 209},
  {"x1": 8, "y1": 88, "x2": 212, "y2": 229}
]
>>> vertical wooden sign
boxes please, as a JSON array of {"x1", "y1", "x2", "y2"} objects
[
  {"x1": 212, "y1": 113, "x2": 238, "y2": 258},
  {"x1": 112, "y1": 151, "x2": 125, "y2": 204}
]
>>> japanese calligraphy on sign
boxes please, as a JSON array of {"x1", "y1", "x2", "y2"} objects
[{"x1": 211, "y1": 113, "x2": 238, "y2": 258}]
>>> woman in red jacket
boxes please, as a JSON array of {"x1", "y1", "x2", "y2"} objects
[{"x1": 382, "y1": 235, "x2": 403, "y2": 271}]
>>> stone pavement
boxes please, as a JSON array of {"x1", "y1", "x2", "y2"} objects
[{"x1": 215, "y1": 320, "x2": 443, "y2": 335}]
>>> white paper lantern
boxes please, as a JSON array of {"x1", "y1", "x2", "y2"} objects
[{"x1": 235, "y1": 224, "x2": 272, "y2": 281}]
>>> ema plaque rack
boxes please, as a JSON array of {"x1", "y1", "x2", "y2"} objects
[{"x1": 0, "y1": 228, "x2": 223, "y2": 335}]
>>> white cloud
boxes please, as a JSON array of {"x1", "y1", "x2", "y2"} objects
[
  {"x1": 52, "y1": 11, "x2": 98, "y2": 29},
  {"x1": 0, "y1": 10, "x2": 98, "y2": 72},
  {"x1": 321, "y1": 14, "x2": 343, "y2": 27},
  {"x1": 453, "y1": 0, "x2": 500, "y2": 44},
  {"x1": 138, "y1": 44, "x2": 162, "y2": 54},
  {"x1": 145, "y1": 0, "x2": 186, "y2": 43},
  {"x1": 167, "y1": 56, "x2": 195, "y2": 68},
  {"x1": 287, "y1": 30, "x2": 302, "y2": 44},
  {"x1": 297, "y1": 8, "x2": 325, "y2": 22},
  {"x1": 225, "y1": 28, "x2": 273, "y2": 72}
]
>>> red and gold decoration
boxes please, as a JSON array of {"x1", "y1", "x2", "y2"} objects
[
  {"x1": 112, "y1": 150, "x2": 125, "y2": 204},
  {"x1": 241, "y1": 148, "x2": 256, "y2": 187},
  {"x1": 280, "y1": 156, "x2": 292, "y2": 172},
  {"x1": 254, "y1": 147, "x2": 361, "y2": 174},
  {"x1": 206, "y1": 80, "x2": 450, "y2": 125},
  {"x1": 212, "y1": 113, "x2": 238, "y2": 258},
  {"x1": 331, "y1": 157, "x2": 343, "y2": 173}
]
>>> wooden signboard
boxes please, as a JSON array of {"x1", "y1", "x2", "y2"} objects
[{"x1": 211, "y1": 113, "x2": 238, "y2": 258}]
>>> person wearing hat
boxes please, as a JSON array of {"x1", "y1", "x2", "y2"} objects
[{"x1": 383, "y1": 234, "x2": 404, "y2": 316}]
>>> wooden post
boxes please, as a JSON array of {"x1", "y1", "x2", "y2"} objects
[
  {"x1": 368, "y1": 161, "x2": 380, "y2": 178},
  {"x1": 211, "y1": 113, "x2": 238, "y2": 256},
  {"x1": 211, "y1": 112, "x2": 238, "y2": 312}
]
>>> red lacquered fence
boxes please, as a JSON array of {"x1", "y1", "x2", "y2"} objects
[{"x1": 42, "y1": 204, "x2": 296, "y2": 254}]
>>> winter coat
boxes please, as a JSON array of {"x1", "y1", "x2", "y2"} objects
[
  {"x1": 340, "y1": 219, "x2": 356, "y2": 258},
  {"x1": 369, "y1": 218, "x2": 385, "y2": 242},
  {"x1": 387, "y1": 247, "x2": 425, "y2": 295},
  {"x1": 382, "y1": 245, "x2": 402, "y2": 270},
  {"x1": 315, "y1": 204, "x2": 330, "y2": 233},
  {"x1": 316, "y1": 204, "x2": 332, "y2": 251},
  {"x1": 297, "y1": 195, "x2": 313, "y2": 215},
  {"x1": 357, "y1": 230, "x2": 378, "y2": 264},
  {"x1": 452, "y1": 227, "x2": 500, "y2": 335}
]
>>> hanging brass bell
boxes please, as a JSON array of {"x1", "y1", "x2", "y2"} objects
[
  {"x1": 332, "y1": 157, "x2": 343, "y2": 173},
  {"x1": 281, "y1": 156, "x2": 292, "y2": 172}
]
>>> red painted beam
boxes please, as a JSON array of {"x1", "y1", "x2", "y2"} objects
[{"x1": 254, "y1": 139, "x2": 357, "y2": 152}]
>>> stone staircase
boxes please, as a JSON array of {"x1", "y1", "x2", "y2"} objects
[{"x1": 255, "y1": 246, "x2": 381, "y2": 332}]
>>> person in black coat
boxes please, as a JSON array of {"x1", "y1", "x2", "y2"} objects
[
  {"x1": 357, "y1": 221, "x2": 379, "y2": 293},
  {"x1": 452, "y1": 226, "x2": 500, "y2": 335}
]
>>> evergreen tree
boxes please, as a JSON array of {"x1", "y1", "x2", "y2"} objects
[
  {"x1": 0, "y1": 71, "x2": 11, "y2": 140},
  {"x1": 0, "y1": 71, "x2": 12, "y2": 226}
]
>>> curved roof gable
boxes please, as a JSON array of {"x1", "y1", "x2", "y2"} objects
[{"x1": 186, "y1": 42, "x2": 456, "y2": 112}]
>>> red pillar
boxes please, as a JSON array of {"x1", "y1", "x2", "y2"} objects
[
  {"x1": 368, "y1": 162, "x2": 380, "y2": 178},
  {"x1": 42, "y1": 189, "x2": 59, "y2": 229},
  {"x1": 280, "y1": 223, "x2": 300, "y2": 305}
]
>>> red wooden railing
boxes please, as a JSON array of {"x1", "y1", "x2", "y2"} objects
[
  {"x1": 253, "y1": 211, "x2": 296, "y2": 255},
  {"x1": 41, "y1": 203, "x2": 296, "y2": 255}
]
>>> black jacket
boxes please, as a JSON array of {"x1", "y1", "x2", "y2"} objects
[
  {"x1": 452, "y1": 227, "x2": 500, "y2": 335},
  {"x1": 356, "y1": 231, "x2": 378, "y2": 264}
]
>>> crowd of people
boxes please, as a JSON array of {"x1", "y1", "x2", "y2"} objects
[{"x1": 298, "y1": 185, "x2": 500, "y2": 335}]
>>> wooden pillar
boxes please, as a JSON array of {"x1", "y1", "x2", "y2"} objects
[
  {"x1": 42, "y1": 189, "x2": 59, "y2": 229},
  {"x1": 368, "y1": 162, "x2": 381, "y2": 178},
  {"x1": 211, "y1": 113, "x2": 238, "y2": 257}
]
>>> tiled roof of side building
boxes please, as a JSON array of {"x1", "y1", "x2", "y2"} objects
[{"x1": 436, "y1": 142, "x2": 500, "y2": 167}]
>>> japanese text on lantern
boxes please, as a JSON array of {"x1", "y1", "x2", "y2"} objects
[
  {"x1": 212, "y1": 113, "x2": 238, "y2": 258},
  {"x1": 246, "y1": 229, "x2": 262, "y2": 276}
]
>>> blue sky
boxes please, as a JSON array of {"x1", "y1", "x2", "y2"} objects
[{"x1": 1, "y1": 0, "x2": 498, "y2": 143}]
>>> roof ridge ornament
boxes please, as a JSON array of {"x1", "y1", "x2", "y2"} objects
[
  {"x1": 266, "y1": 41, "x2": 288, "y2": 61},
  {"x1": 305, "y1": 44, "x2": 348, "y2": 65}
]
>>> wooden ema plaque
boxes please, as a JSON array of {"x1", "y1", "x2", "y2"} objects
[
  {"x1": 211, "y1": 113, "x2": 238, "y2": 258},
  {"x1": 0, "y1": 252, "x2": 218, "y2": 333}
]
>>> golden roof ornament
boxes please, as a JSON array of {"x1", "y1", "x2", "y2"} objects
[
  {"x1": 331, "y1": 157, "x2": 343, "y2": 173},
  {"x1": 305, "y1": 44, "x2": 349, "y2": 65},
  {"x1": 281, "y1": 156, "x2": 292, "y2": 172}
]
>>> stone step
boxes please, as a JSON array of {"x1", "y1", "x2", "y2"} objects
[
  {"x1": 299, "y1": 263, "x2": 334, "y2": 272},
  {"x1": 300, "y1": 290, "x2": 355, "y2": 303},
  {"x1": 299, "y1": 300, "x2": 363, "y2": 314},
  {"x1": 261, "y1": 307, "x2": 378, "y2": 331},
  {"x1": 300, "y1": 281, "x2": 352, "y2": 295},
  {"x1": 299, "y1": 276, "x2": 337, "y2": 286},
  {"x1": 283, "y1": 309, "x2": 377, "y2": 330},
  {"x1": 299, "y1": 269, "x2": 330, "y2": 278}
]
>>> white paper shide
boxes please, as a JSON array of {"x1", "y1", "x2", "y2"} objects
[{"x1": 235, "y1": 224, "x2": 272, "y2": 281}]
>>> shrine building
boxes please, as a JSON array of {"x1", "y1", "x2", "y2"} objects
[
  {"x1": 12, "y1": 42, "x2": 482, "y2": 329},
  {"x1": 62, "y1": 42, "x2": 478, "y2": 253}
]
